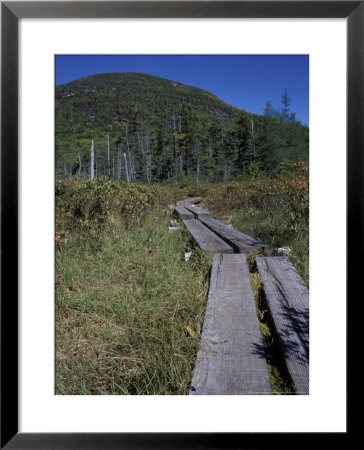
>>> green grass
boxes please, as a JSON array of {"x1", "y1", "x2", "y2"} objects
[
  {"x1": 204, "y1": 202, "x2": 308, "y2": 287},
  {"x1": 56, "y1": 174, "x2": 308, "y2": 395},
  {"x1": 230, "y1": 208, "x2": 309, "y2": 286},
  {"x1": 56, "y1": 210, "x2": 211, "y2": 395}
]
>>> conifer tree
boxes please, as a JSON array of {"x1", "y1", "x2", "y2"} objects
[
  {"x1": 234, "y1": 111, "x2": 251, "y2": 173},
  {"x1": 280, "y1": 88, "x2": 291, "y2": 122}
]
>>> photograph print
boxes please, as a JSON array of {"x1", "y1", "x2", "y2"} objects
[{"x1": 55, "y1": 55, "x2": 309, "y2": 395}]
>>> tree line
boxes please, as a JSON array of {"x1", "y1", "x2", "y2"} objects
[{"x1": 56, "y1": 88, "x2": 308, "y2": 185}]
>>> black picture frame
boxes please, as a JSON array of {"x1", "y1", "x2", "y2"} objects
[{"x1": 1, "y1": 1, "x2": 356, "y2": 448}]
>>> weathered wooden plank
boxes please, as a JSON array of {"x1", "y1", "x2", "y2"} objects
[
  {"x1": 183, "y1": 220, "x2": 233, "y2": 254},
  {"x1": 190, "y1": 253, "x2": 272, "y2": 395},
  {"x1": 200, "y1": 217, "x2": 269, "y2": 255},
  {"x1": 174, "y1": 204, "x2": 194, "y2": 220},
  {"x1": 184, "y1": 204, "x2": 211, "y2": 219},
  {"x1": 176, "y1": 197, "x2": 202, "y2": 206},
  {"x1": 256, "y1": 256, "x2": 309, "y2": 395}
]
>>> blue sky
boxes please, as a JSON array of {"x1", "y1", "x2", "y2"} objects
[{"x1": 56, "y1": 55, "x2": 309, "y2": 126}]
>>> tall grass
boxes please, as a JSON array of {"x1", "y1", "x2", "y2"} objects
[
  {"x1": 56, "y1": 167, "x2": 308, "y2": 395},
  {"x1": 56, "y1": 208, "x2": 211, "y2": 394}
]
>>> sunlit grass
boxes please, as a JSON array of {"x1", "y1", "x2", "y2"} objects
[
  {"x1": 56, "y1": 211, "x2": 210, "y2": 395},
  {"x1": 56, "y1": 174, "x2": 308, "y2": 394}
]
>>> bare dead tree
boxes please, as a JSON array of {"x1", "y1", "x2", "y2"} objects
[
  {"x1": 125, "y1": 123, "x2": 135, "y2": 181},
  {"x1": 90, "y1": 139, "x2": 95, "y2": 179},
  {"x1": 106, "y1": 135, "x2": 111, "y2": 178},
  {"x1": 178, "y1": 101, "x2": 183, "y2": 132},
  {"x1": 124, "y1": 152, "x2": 130, "y2": 185},
  {"x1": 77, "y1": 150, "x2": 82, "y2": 177},
  {"x1": 117, "y1": 146, "x2": 121, "y2": 180},
  {"x1": 145, "y1": 127, "x2": 152, "y2": 184},
  {"x1": 172, "y1": 114, "x2": 177, "y2": 159}
]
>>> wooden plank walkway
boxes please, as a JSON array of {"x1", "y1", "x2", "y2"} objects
[
  {"x1": 200, "y1": 216, "x2": 269, "y2": 255},
  {"x1": 174, "y1": 204, "x2": 194, "y2": 220},
  {"x1": 176, "y1": 197, "x2": 202, "y2": 206},
  {"x1": 184, "y1": 204, "x2": 211, "y2": 219},
  {"x1": 183, "y1": 220, "x2": 233, "y2": 254},
  {"x1": 190, "y1": 253, "x2": 272, "y2": 395},
  {"x1": 256, "y1": 256, "x2": 309, "y2": 394}
]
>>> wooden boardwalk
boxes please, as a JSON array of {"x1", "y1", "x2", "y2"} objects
[
  {"x1": 190, "y1": 254, "x2": 272, "y2": 395},
  {"x1": 256, "y1": 256, "x2": 309, "y2": 394},
  {"x1": 183, "y1": 219, "x2": 233, "y2": 254},
  {"x1": 176, "y1": 197, "x2": 202, "y2": 207},
  {"x1": 174, "y1": 198, "x2": 309, "y2": 395},
  {"x1": 174, "y1": 204, "x2": 194, "y2": 220},
  {"x1": 200, "y1": 216, "x2": 268, "y2": 255},
  {"x1": 184, "y1": 204, "x2": 211, "y2": 219}
]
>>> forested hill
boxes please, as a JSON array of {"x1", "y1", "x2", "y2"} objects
[
  {"x1": 56, "y1": 72, "x2": 309, "y2": 183},
  {"x1": 56, "y1": 72, "x2": 237, "y2": 119}
]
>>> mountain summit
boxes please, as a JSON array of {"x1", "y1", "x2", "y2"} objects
[{"x1": 56, "y1": 72, "x2": 308, "y2": 182}]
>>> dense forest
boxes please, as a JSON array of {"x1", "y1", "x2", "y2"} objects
[{"x1": 56, "y1": 72, "x2": 308, "y2": 184}]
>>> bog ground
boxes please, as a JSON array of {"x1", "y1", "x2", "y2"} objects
[{"x1": 55, "y1": 166, "x2": 308, "y2": 395}]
